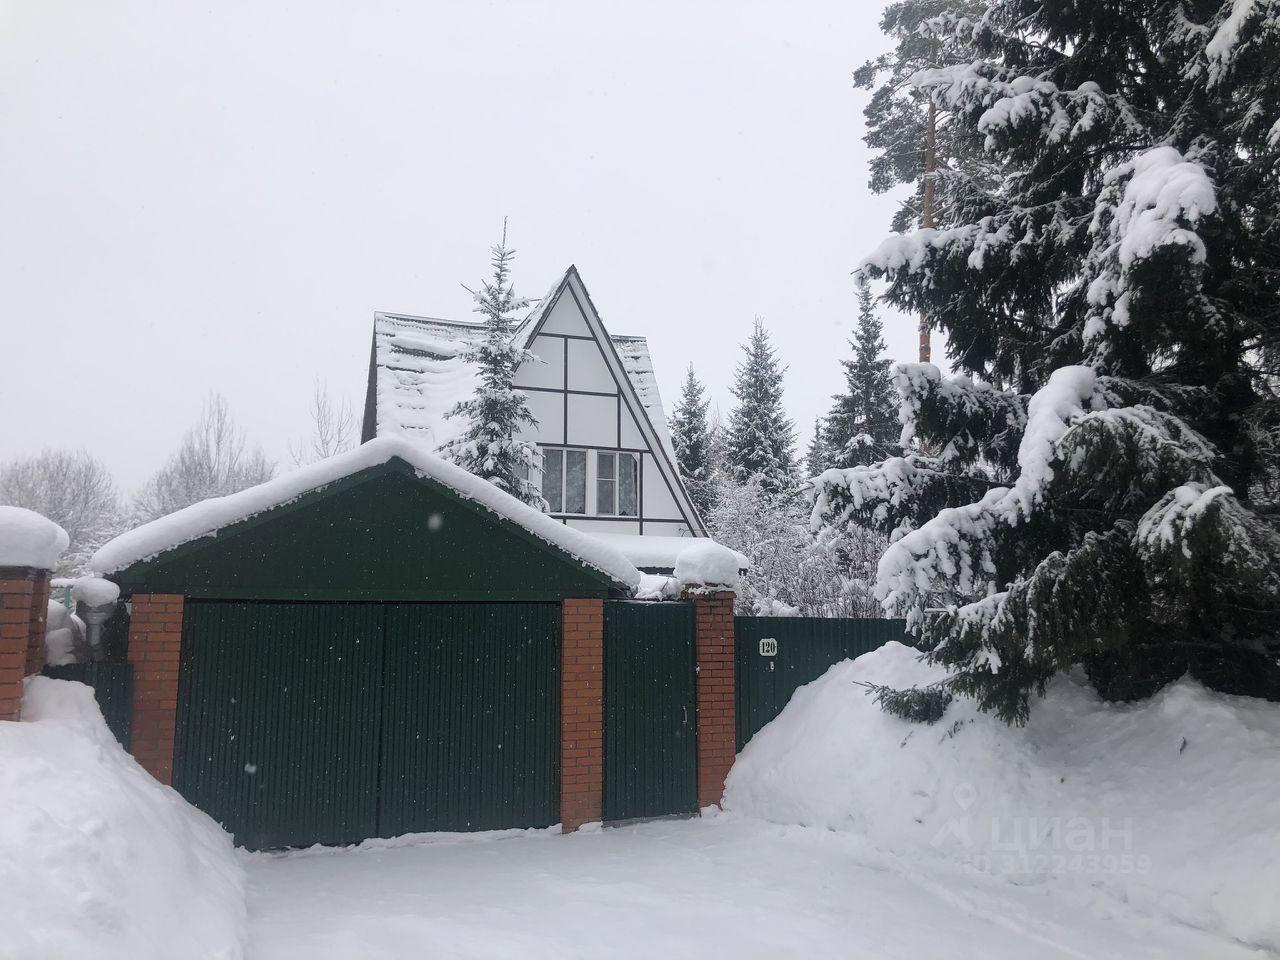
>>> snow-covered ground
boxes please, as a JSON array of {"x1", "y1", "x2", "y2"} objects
[
  {"x1": 1, "y1": 678, "x2": 245, "y2": 960},
  {"x1": 7, "y1": 646, "x2": 1275, "y2": 959},
  {"x1": 241, "y1": 815, "x2": 1257, "y2": 960}
]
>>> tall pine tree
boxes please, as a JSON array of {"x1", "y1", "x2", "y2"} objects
[
  {"x1": 825, "y1": 276, "x2": 899, "y2": 467},
  {"x1": 669, "y1": 365, "x2": 715, "y2": 517},
  {"x1": 725, "y1": 320, "x2": 796, "y2": 495},
  {"x1": 439, "y1": 225, "x2": 543, "y2": 507},
  {"x1": 816, "y1": 1, "x2": 1280, "y2": 723}
]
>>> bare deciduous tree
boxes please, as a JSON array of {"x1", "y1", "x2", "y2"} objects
[
  {"x1": 132, "y1": 393, "x2": 275, "y2": 523},
  {"x1": 708, "y1": 475, "x2": 883, "y2": 617},
  {"x1": 290, "y1": 380, "x2": 355, "y2": 467},
  {"x1": 0, "y1": 449, "x2": 123, "y2": 575}
]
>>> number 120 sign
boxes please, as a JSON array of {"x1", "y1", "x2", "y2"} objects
[{"x1": 758, "y1": 638, "x2": 778, "y2": 657}]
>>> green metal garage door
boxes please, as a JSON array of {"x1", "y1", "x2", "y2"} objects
[
  {"x1": 173, "y1": 600, "x2": 559, "y2": 850},
  {"x1": 603, "y1": 601, "x2": 697, "y2": 822}
]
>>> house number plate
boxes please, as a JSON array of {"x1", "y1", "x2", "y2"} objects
[{"x1": 758, "y1": 638, "x2": 778, "y2": 657}]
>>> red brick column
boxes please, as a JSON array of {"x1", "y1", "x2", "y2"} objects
[
  {"x1": 128, "y1": 594, "x2": 184, "y2": 784},
  {"x1": 24, "y1": 572, "x2": 51, "y2": 677},
  {"x1": 692, "y1": 591, "x2": 736, "y2": 809},
  {"x1": 561, "y1": 598, "x2": 604, "y2": 832},
  {"x1": 0, "y1": 569, "x2": 44, "y2": 721}
]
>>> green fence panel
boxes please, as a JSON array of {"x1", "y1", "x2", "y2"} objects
[
  {"x1": 378, "y1": 603, "x2": 560, "y2": 836},
  {"x1": 734, "y1": 617, "x2": 912, "y2": 751},
  {"x1": 174, "y1": 601, "x2": 386, "y2": 851},
  {"x1": 603, "y1": 601, "x2": 697, "y2": 822},
  {"x1": 42, "y1": 662, "x2": 134, "y2": 750}
]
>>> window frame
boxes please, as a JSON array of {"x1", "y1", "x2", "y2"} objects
[
  {"x1": 594, "y1": 450, "x2": 639, "y2": 517},
  {"x1": 540, "y1": 446, "x2": 588, "y2": 516}
]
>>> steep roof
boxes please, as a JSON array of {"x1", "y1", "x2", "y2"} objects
[
  {"x1": 92, "y1": 436, "x2": 642, "y2": 590},
  {"x1": 367, "y1": 267, "x2": 676, "y2": 462}
]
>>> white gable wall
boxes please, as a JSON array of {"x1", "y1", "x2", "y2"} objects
[{"x1": 505, "y1": 274, "x2": 704, "y2": 537}]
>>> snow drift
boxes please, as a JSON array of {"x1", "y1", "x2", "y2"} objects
[
  {"x1": 724, "y1": 642, "x2": 1280, "y2": 952},
  {"x1": 0, "y1": 677, "x2": 246, "y2": 960}
]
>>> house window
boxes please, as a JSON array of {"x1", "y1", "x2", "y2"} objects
[
  {"x1": 596, "y1": 451, "x2": 639, "y2": 517},
  {"x1": 542, "y1": 447, "x2": 586, "y2": 514}
]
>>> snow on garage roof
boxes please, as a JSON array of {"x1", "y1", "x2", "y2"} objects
[
  {"x1": 591, "y1": 533, "x2": 748, "y2": 573},
  {"x1": 90, "y1": 436, "x2": 642, "y2": 589},
  {"x1": 371, "y1": 267, "x2": 677, "y2": 462}
]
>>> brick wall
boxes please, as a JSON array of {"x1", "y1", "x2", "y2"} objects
[
  {"x1": 561, "y1": 597, "x2": 604, "y2": 832},
  {"x1": 692, "y1": 591, "x2": 736, "y2": 809},
  {"x1": 127, "y1": 593, "x2": 184, "y2": 784},
  {"x1": 0, "y1": 567, "x2": 52, "y2": 722}
]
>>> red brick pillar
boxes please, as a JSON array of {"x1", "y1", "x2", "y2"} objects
[
  {"x1": 24, "y1": 572, "x2": 51, "y2": 677},
  {"x1": 0, "y1": 569, "x2": 50, "y2": 721},
  {"x1": 127, "y1": 594, "x2": 184, "y2": 784},
  {"x1": 692, "y1": 591, "x2": 736, "y2": 809},
  {"x1": 561, "y1": 598, "x2": 604, "y2": 832}
]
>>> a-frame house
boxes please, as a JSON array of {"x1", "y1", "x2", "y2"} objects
[{"x1": 363, "y1": 266, "x2": 707, "y2": 551}]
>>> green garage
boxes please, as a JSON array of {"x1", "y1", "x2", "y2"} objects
[{"x1": 100, "y1": 440, "x2": 639, "y2": 849}]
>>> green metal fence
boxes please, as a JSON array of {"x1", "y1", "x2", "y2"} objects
[
  {"x1": 41, "y1": 663, "x2": 134, "y2": 750},
  {"x1": 603, "y1": 601, "x2": 697, "y2": 822},
  {"x1": 734, "y1": 617, "x2": 912, "y2": 751}
]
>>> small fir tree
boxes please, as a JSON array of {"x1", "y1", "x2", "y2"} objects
[
  {"x1": 669, "y1": 365, "x2": 715, "y2": 517},
  {"x1": 805, "y1": 417, "x2": 829, "y2": 477},
  {"x1": 725, "y1": 319, "x2": 797, "y2": 495},
  {"x1": 824, "y1": 277, "x2": 899, "y2": 466},
  {"x1": 439, "y1": 225, "x2": 543, "y2": 507}
]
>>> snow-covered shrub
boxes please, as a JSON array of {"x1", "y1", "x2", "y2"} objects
[
  {"x1": 725, "y1": 643, "x2": 1280, "y2": 952},
  {"x1": 0, "y1": 678, "x2": 246, "y2": 960}
]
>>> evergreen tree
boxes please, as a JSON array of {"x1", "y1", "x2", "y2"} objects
[
  {"x1": 816, "y1": 1, "x2": 1280, "y2": 723},
  {"x1": 805, "y1": 417, "x2": 829, "y2": 478},
  {"x1": 825, "y1": 277, "x2": 899, "y2": 467},
  {"x1": 669, "y1": 365, "x2": 715, "y2": 517},
  {"x1": 439, "y1": 225, "x2": 543, "y2": 507},
  {"x1": 725, "y1": 320, "x2": 797, "y2": 495},
  {"x1": 853, "y1": 0, "x2": 991, "y2": 235}
]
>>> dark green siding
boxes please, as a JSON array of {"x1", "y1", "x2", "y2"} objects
[
  {"x1": 42, "y1": 663, "x2": 134, "y2": 749},
  {"x1": 603, "y1": 601, "x2": 697, "y2": 822},
  {"x1": 734, "y1": 617, "x2": 912, "y2": 750},
  {"x1": 378, "y1": 603, "x2": 559, "y2": 835},
  {"x1": 174, "y1": 601, "x2": 386, "y2": 850},
  {"x1": 111, "y1": 461, "x2": 617, "y2": 602},
  {"x1": 174, "y1": 600, "x2": 560, "y2": 849}
]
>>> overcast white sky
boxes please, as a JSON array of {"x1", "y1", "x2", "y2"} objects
[{"x1": 2, "y1": 0, "x2": 924, "y2": 490}]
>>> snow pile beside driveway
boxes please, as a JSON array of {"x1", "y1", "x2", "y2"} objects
[
  {"x1": 0, "y1": 677, "x2": 246, "y2": 960},
  {"x1": 724, "y1": 642, "x2": 1280, "y2": 952}
]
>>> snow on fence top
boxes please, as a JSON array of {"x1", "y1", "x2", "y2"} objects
[
  {"x1": 674, "y1": 541, "x2": 742, "y2": 591},
  {"x1": 90, "y1": 436, "x2": 643, "y2": 589},
  {"x1": 0, "y1": 506, "x2": 69, "y2": 571}
]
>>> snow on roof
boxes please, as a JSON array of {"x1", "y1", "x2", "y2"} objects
[
  {"x1": 591, "y1": 533, "x2": 747, "y2": 572},
  {"x1": 91, "y1": 436, "x2": 642, "y2": 589},
  {"x1": 0, "y1": 506, "x2": 69, "y2": 571},
  {"x1": 373, "y1": 268, "x2": 677, "y2": 462}
]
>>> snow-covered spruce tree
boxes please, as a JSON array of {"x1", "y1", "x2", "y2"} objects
[
  {"x1": 815, "y1": 1, "x2": 1280, "y2": 723},
  {"x1": 725, "y1": 319, "x2": 797, "y2": 495},
  {"x1": 669, "y1": 365, "x2": 715, "y2": 517},
  {"x1": 439, "y1": 228, "x2": 543, "y2": 508},
  {"x1": 824, "y1": 276, "x2": 900, "y2": 467},
  {"x1": 805, "y1": 417, "x2": 829, "y2": 477}
]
